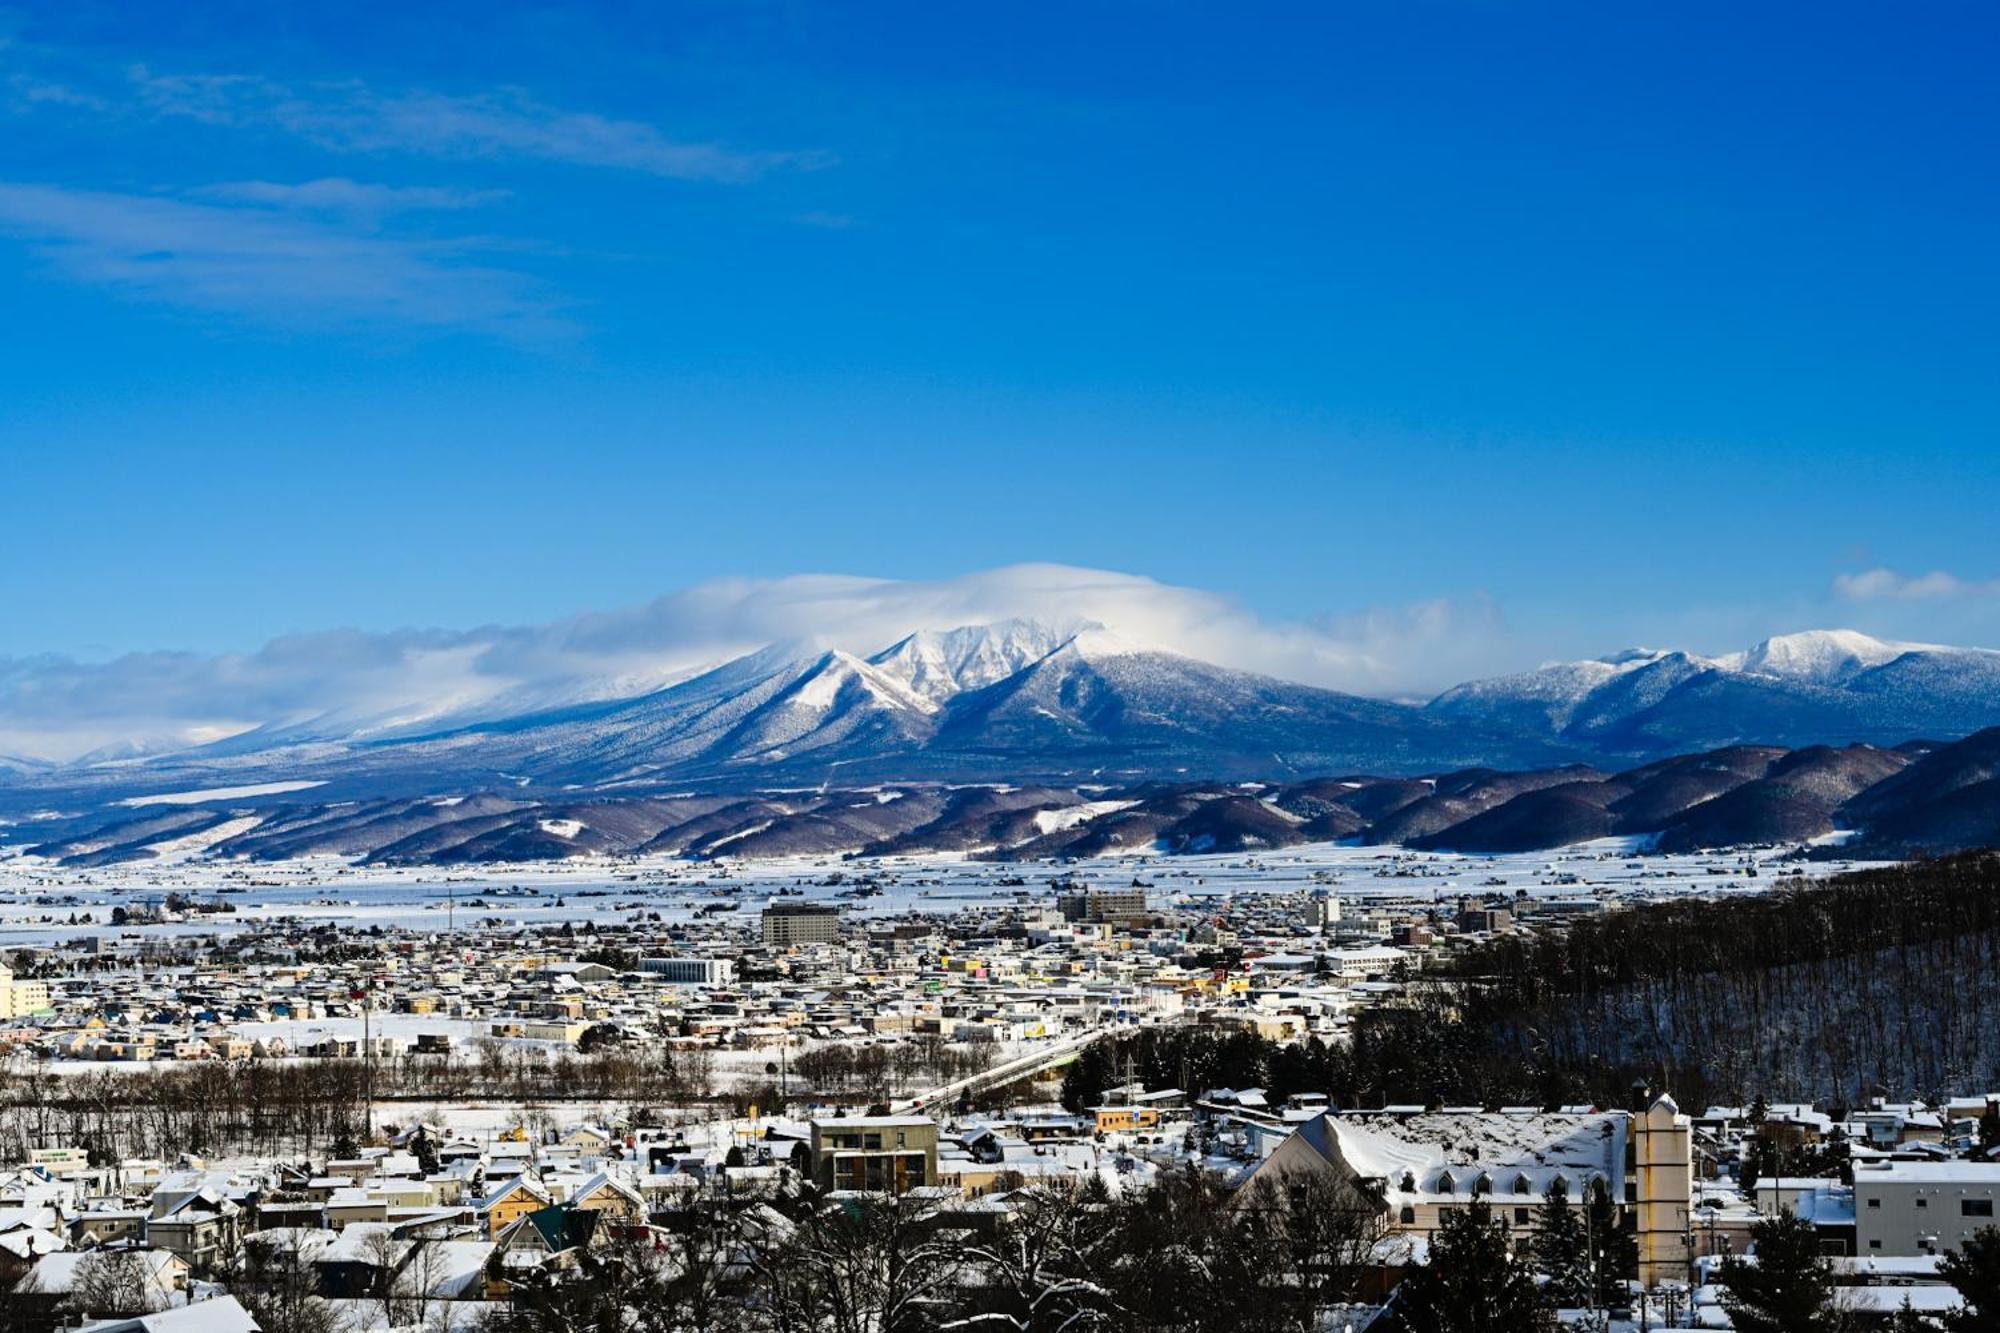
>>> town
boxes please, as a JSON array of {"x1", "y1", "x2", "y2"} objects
[{"x1": 0, "y1": 843, "x2": 1994, "y2": 1330}]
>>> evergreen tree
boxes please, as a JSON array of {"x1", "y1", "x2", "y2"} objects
[
  {"x1": 1979, "y1": 1104, "x2": 2000, "y2": 1155},
  {"x1": 1384, "y1": 1200, "x2": 1552, "y2": 1333},
  {"x1": 1586, "y1": 1182, "x2": 1638, "y2": 1308},
  {"x1": 1749, "y1": 1095, "x2": 1771, "y2": 1125},
  {"x1": 1939, "y1": 1226, "x2": 2000, "y2": 1333},
  {"x1": 1718, "y1": 1210, "x2": 1850, "y2": 1333},
  {"x1": 1530, "y1": 1179, "x2": 1591, "y2": 1309},
  {"x1": 1740, "y1": 1139, "x2": 1765, "y2": 1198},
  {"x1": 1888, "y1": 1298, "x2": 1931, "y2": 1333}
]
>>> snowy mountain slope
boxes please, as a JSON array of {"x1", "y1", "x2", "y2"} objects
[
  {"x1": 922, "y1": 630, "x2": 1537, "y2": 777},
  {"x1": 0, "y1": 621, "x2": 1581, "y2": 806},
  {"x1": 867, "y1": 620, "x2": 1074, "y2": 703},
  {"x1": 704, "y1": 649, "x2": 939, "y2": 763},
  {"x1": 10, "y1": 732, "x2": 2000, "y2": 867},
  {"x1": 1429, "y1": 630, "x2": 2000, "y2": 756},
  {"x1": 1716, "y1": 629, "x2": 1935, "y2": 684}
]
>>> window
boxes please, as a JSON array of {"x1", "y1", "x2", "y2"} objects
[
  {"x1": 1868, "y1": 1240, "x2": 1881, "y2": 1250},
  {"x1": 1514, "y1": 1207, "x2": 1531, "y2": 1225},
  {"x1": 1435, "y1": 1172, "x2": 1455, "y2": 1194},
  {"x1": 1400, "y1": 1207, "x2": 1416, "y2": 1225},
  {"x1": 1965, "y1": 1200, "x2": 1995, "y2": 1218},
  {"x1": 1513, "y1": 1174, "x2": 1532, "y2": 1196},
  {"x1": 1916, "y1": 1198, "x2": 1927, "y2": 1209},
  {"x1": 1867, "y1": 1198, "x2": 1881, "y2": 1208}
]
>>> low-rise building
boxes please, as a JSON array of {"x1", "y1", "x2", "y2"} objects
[
  {"x1": 810, "y1": 1116, "x2": 938, "y2": 1194},
  {"x1": 1854, "y1": 1160, "x2": 2000, "y2": 1256}
]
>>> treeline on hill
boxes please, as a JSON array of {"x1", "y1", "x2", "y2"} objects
[{"x1": 1067, "y1": 853, "x2": 2000, "y2": 1112}]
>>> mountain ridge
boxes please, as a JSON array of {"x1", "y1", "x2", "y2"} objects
[
  {"x1": 4, "y1": 624, "x2": 2000, "y2": 810},
  {"x1": 14, "y1": 727, "x2": 2000, "y2": 869}
]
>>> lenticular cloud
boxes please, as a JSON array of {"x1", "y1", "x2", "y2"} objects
[{"x1": 0, "y1": 563, "x2": 1503, "y2": 762}]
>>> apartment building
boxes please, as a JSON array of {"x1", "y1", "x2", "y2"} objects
[
  {"x1": 0, "y1": 966, "x2": 51, "y2": 1018},
  {"x1": 762, "y1": 903, "x2": 843, "y2": 948}
]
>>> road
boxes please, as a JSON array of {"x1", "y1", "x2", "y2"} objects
[{"x1": 889, "y1": 1025, "x2": 1120, "y2": 1115}]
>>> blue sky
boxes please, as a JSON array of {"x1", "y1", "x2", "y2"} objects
[{"x1": 2, "y1": 1, "x2": 1996, "y2": 676}]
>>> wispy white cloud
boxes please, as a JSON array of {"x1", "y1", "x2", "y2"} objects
[
  {"x1": 128, "y1": 68, "x2": 826, "y2": 183},
  {"x1": 193, "y1": 177, "x2": 509, "y2": 218},
  {"x1": 0, "y1": 181, "x2": 566, "y2": 336},
  {"x1": 0, "y1": 564, "x2": 1511, "y2": 762},
  {"x1": 1834, "y1": 567, "x2": 2000, "y2": 601}
]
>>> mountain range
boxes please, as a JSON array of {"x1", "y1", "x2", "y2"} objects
[
  {"x1": 15, "y1": 726, "x2": 2000, "y2": 868},
  {"x1": 4, "y1": 624, "x2": 2000, "y2": 843},
  {"x1": 1428, "y1": 628, "x2": 2000, "y2": 756}
]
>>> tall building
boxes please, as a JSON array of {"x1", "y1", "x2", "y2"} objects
[
  {"x1": 1309, "y1": 892, "x2": 1342, "y2": 931},
  {"x1": 761, "y1": 902, "x2": 842, "y2": 948},
  {"x1": 1632, "y1": 1094, "x2": 1695, "y2": 1287},
  {"x1": 1056, "y1": 888, "x2": 1148, "y2": 927}
]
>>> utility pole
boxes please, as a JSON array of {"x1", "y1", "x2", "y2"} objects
[{"x1": 359, "y1": 982, "x2": 374, "y2": 1141}]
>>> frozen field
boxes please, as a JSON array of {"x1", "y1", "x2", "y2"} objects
[{"x1": 0, "y1": 837, "x2": 1893, "y2": 949}]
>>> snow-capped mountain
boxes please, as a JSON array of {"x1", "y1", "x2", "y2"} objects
[
  {"x1": 8, "y1": 624, "x2": 2000, "y2": 811},
  {"x1": 867, "y1": 619, "x2": 1075, "y2": 703},
  {"x1": 0, "y1": 620, "x2": 1565, "y2": 803},
  {"x1": 1429, "y1": 630, "x2": 2000, "y2": 755},
  {"x1": 0, "y1": 753, "x2": 52, "y2": 778},
  {"x1": 1717, "y1": 628, "x2": 1940, "y2": 685}
]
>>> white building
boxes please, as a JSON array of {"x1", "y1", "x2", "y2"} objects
[
  {"x1": 640, "y1": 956, "x2": 736, "y2": 986},
  {"x1": 1854, "y1": 1160, "x2": 2000, "y2": 1256}
]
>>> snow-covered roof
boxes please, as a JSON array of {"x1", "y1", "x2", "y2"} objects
[{"x1": 1300, "y1": 1110, "x2": 1627, "y2": 1203}]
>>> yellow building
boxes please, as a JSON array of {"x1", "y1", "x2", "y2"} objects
[
  {"x1": 1632, "y1": 1094, "x2": 1695, "y2": 1288},
  {"x1": 478, "y1": 1176, "x2": 553, "y2": 1239},
  {"x1": 0, "y1": 966, "x2": 50, "y2": 1018},
  {"x1": 570, "y1": 1172, "x2": 644, "y2": 1220},
  {"x1": 1093, "y1": 1105, "x2": 1162, "y2": 1134}
]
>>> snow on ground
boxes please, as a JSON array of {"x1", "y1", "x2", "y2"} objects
[
  {"x1": 1033, "y1": 800, "x2": 1137, "y2": 835},
  {"x1": 117, "y1": 780, "x2": 327, "y2": 806},
  {"x1": 144, "y1": 814, "x2": 265, "y2": 861},
  {"x1": 0, "y1": 836, "x2": 1894, "y2": 949}
]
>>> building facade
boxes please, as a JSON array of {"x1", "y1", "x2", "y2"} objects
[
  {"x1": 762, "y1": 903, "x2": 843, "y2": 948},
  {"x1": 1854, "y1": 1161, "x2": 2000, "y2": 1256},
  {"x1": 640, "y1": 957, "x2": 736, "y2": 986},
  {"x1": 810, "y1": 1116, "x2": 938, "y2": 1194}
]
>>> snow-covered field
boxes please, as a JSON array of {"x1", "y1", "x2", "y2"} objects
[{"x1": 0, "y1": 838, "x2": 1893, "y2": 949}]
